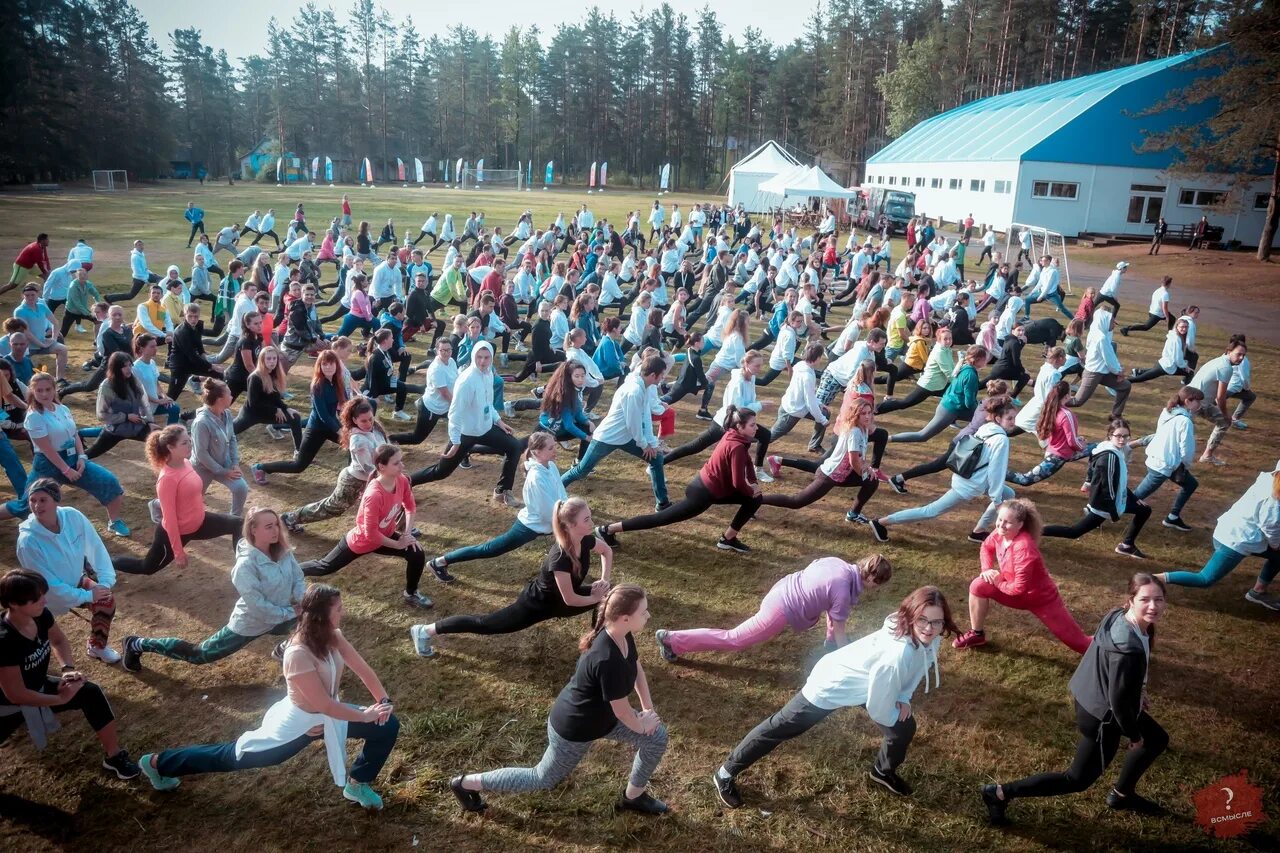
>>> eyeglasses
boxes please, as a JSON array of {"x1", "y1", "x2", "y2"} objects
[
  {"x1": 914, "y1": 617, "x2": 946, "y2": 631},
  {"x1": 1111, "y1": 432, "x2": 1131, "y2": 439}
]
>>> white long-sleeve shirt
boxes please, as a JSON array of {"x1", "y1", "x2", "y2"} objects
[
  {"x1": 711, "y1": 332, "x2": 747, "y2": 371},
  {"x1": 16, "y1": 507, "x2": 116, "y2": 616},
  {"x1": 447, "y1": 345, "x2": 502, "y2": 444},
  {"x1": 1145, "y1": 406, "x2": 1195, "y2": 476},
  {"x1": 592, "y1": 372, "x2": 656, "y2": 449},
  {"x1": 135, "y1": 303, "x2": 173, "y2": 336},
  {"x1": 1156, "y1": 330, "x2": 1188, "y2": 374},
  {"x1": 780, "y1": 362, "x2": 827, "y2": 423},
  {"x1": 1100, "y1": 268, "x2": 1124, "y2": 298},
  {"x1": 370, "y1": 260, "x2": 400, "y2": 300},
  {"x1": 130, "y1": 248, "x2": 151, "y2": 281},
  {"x1": 714, "y1": 368, "x2": 762, "y2": 426},
  {"x1": 1083, "y1": 309, "x2": 1121, "y2": 374}
]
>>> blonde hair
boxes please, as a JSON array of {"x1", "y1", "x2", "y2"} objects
[
  {"x1": 858, "y1": 553, "x2": 893, "y2": 585},
  {"x1": 253, "y1": 346, "x2": 288, "y2": 394},
  {"x1": 1000, "y1": 498, "x2": 1043, "y2": 543},
  {"x1": 27, "y1": 373, "x2": 59, "y2": 414},
  {"x1": 525, "y1": 430, "x2": 557, "y2": 463},
  {"x1": 550, "y1": 497, "x2": 590, "y2": 578},
  {"x1": 244, "y1": 506, "x2": 292, "y2": 560}
]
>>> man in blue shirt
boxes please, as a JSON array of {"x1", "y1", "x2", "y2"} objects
[{"x1": 184, "y1": 202, "x2": 206, "y2": 248}]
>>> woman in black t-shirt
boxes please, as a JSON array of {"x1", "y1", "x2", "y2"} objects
[
  {"x1": 224, "y1": 311, "x2": 263, "y2": 402},
  {"x1": 448, "y1": 583, "x2": 669, "y2": 815},
  {"x1": 0, "y1": 569, "x2": 139, "y2": 778},
  {"x1": 409, "y1": 498, "x2": 610, "y2": 658}
]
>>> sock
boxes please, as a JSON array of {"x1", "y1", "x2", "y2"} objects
[{"x1": 716, "y1": 766, "x2": 732, "y2": 781}]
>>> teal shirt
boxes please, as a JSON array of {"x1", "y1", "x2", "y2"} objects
[
  {"x1": 66, "y1": 279, "x2": 102, "y2": 316},
  {"x1": 941, "y1": 364, "x2": 979, "y2": 414}
]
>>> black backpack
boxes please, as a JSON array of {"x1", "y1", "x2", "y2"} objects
[{"x1": 945, "y1": 433, "x2": 989, "y2": 478}]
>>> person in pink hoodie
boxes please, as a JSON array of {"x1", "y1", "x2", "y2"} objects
[
  {"x1": 953, "y1": 498, "x2": 1090, "y2": 653},
  {"x1": 654, "y1": 554, "x2": 891, "y2": 661}
]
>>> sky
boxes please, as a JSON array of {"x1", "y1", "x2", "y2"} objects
[{"x1": 132, "y1": 0, "x2": 818, "y2": 61}]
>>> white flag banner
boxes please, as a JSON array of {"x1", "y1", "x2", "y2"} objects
[
  {"x1": 414, "y1": 158, "x2": 424, "y2": 183},
  {"x1": 659, "y1": 162, "x2": 671, "y2": 190}
]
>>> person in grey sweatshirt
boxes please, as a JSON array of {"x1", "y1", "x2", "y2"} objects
[
  {"x1": 123, "y1": 507, "x2": 304, "y2": 671},
  {"x1": 190, "y1": 379, "x2": 248, "y2": 515}
]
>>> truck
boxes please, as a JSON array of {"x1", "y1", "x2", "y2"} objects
[{"x1": 863, "y1": 188, "x2": 916, "y2": 234}]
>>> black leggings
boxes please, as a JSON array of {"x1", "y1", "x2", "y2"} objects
[
  {"x1": 761, "y1": 466, "x2": 878, "y2": 513},
  {"x1": 114, "y1": 511, "x2": 243, "y2": 575},
  {"x1": 85, "y1": 428, "x2": 152, "y2": 459},
  {"x1": 1120, "y1": 313, "x2": 1172, "y2": 335},
  {"x1": 665, "y1": 423, "x2": 772, "y2": 468},
  {"x1": 0, "y1": 678, "x2": 114, "y2": 744},
  {"x1": 389, "y1": 407, "x2": 443, "y2": 445},
  {"x1": 876, "y1": 384, "x2": 943, "y2": 414},
  {"x1": 435, "y1": 594, "x2": 595, "y2": 636},
  {"x1": 661, "y1": 376, "x2": 708, "y2": 406},
  {"x1": 1043, "y1": 495, "x2": 1150, "y2": 547},
  {"x1": 983, "y1": 366, "x2": 1030, "y2": 399},
  {"x1": 300, "y1": 538, "x2": 426, "y2": 595},
  {"x1": 877, "y1": 363, "x2": 920, "y2": 397},
  {"x1": 1001, "y1": 701, "x2": 1168, "y2": 800},
  {"x1": 257, "y1": 425, "x2": 340, "y2": 474},
  {"x1": 408, "y1": 423, "x2": 521, "y2": 492},
  {"x1": 618, "y1": 474, "x2": 762, "y2": 535},
  {"x1": 1130, "y1": 364, "x2": 1190, "y2": 384},
  {"x1": 59, "y1": 312, "x2": 94, "y2": 338},
  {"x1": 513, "y1": 352, "x2": 565, "y2": 382},
  {"x1": 233, "y1": 408, "x2": 303, "y2": 449},
  {"x1": 167, "y1": 364, "x2": 222, "y2": 400}
]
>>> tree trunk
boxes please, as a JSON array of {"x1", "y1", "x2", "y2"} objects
[{"x1": 1258, "y1": 127, "x2": 1279, "y2": 261}]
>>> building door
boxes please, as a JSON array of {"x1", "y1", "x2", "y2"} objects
[{"x1": 1127, "y1": 184, "x2": 1166, "y2": 227}]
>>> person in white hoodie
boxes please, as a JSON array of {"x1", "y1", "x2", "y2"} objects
[
  {"x1": 407, "y1": 341, "x2": 523, "y2": 507},
  {"x1": 426, "y1": 432, "x2": 568, "y2": 582},
  {"x1": 711, "y1": 586, "x2": 957, "y2": 809},
  {"x1": 869, "y1": 397, "x2": 1017, "y2": 543},
  {"x1": 1096, "y1": 260, "x2": 1128, "y2": 314},
  {"x1": 1065, "y1": 307, "x2": 1130, "y2": 418},
  {"x1": 15, "y1": 479, "x2": 120, "y2": 664},
  {"x1": 1129, "y1": 317, "x2": 1192, "y2": 385},
  {"x1": 1159, "y1": 460, "x2": 1280, "y2": 610},
  {"x1": 122, "y1": 508, "x2": 304, "y2": 671},
  {"x1": 1131, "y1": 386, "x2": 1202, "y2": 533}
]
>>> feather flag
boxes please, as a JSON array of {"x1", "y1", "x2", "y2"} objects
[
  {"x1": 589, "y1": 161, "x2": 597, "y2": 187},
  {"x1": 455, "y1": 158, "x2": 464, "y2": 183},
  {"x1": 660, "y1": 162, "x2": 671, "y2": 191},
  {"x1": 310, "y1": 157, "x2": 319, "y2": 180},
  {"x1": 545, "y1": 161, "x2": 554, "y2": 185},
  {"x1": 476, "y1": 159, "x2": 485, "y2": 182},
  {"x1": 275, "y1": 157, "x2": 283, "y2": 182},
  {"x1": 324, "y1": 157, "x2": 333, "y2": 182},
  {"x1": 396, "y1": 158, "x2": 406, "y2": 181},
  {"x1": 414, "y1": 158, "x2": 424, "y2": 183},
  {"x1": 600, "y1": 161, "x2": 608, "y2": 187}
]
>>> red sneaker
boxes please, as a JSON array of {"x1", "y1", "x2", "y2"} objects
[
  {"x1": 953, "y1": 630, "x2": 987, "y2": 650},
  {"x1": 766, "y1": 455, "x2": 782, "y2": 479}
]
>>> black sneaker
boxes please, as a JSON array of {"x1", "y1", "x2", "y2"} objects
[
  {"x1": 654, "y1": 629, "x2": 678, "y2": 663},
  {"x1": 870, "y1": 518, "x2": 889, "y2": 543},
  {"x1": 121, "y1": 636, "x2": 143, "y2": 673},
  {"x1": 429, "y1": 557, "x2": 456, "y2": 583},
  {"x1": 845, "y1": 510, "x2": 870, "y2": 524},
  {"x1": 695, "y1": 409, "x2": 714, "y2": 421},
  {"x1": 449, "y1": 776, "x2": 487, "y2": 813},
  {"x1": 271, "y1": 640, "x2": 287, "y2": 661},
  {"x1": 618, "y1": 788, "x2": 669, "y2": 815},
  {"x1": 1114, "y1": 543, "x2": 1148, "y2": 559},
  {"x1": 103, "y1": 749, "x2": 141, "y2": 780},
  {"x1": 868, "y1": 766, "x2": 912, "y2": 797},
  {"x1": 982, "y1": 784, "x2": 1009, "y2": 825},
  {"x1": 458, "y1": 455, "x2": 473, "y2": 470},
  {"x1": 967, "y1": 531, "x2": 990, "y2": 544},
  {"x1": 890, "y1": 474, "x2": 908, "y2": 495},
  {"x1": 1105, "y1": 790, "x2": 1167, "y2": 815},
  {"x1": 712, "y1": 772, "x2": 743, "y2": 809},
  {"x1": 1162, "y1": 516, "x2": 1192, "y2": 532},
  {"x1": 595, "y1": 524, "x2": 620, "y2": 550},
  {"x1": 716, "y1": 536, "x2": 751, "y2": 553},
  {"x1": 1120, "y1": 326, "x2": 1130, "y2": 336}
]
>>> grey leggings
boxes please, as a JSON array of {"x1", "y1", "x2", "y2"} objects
[
  {"x1": 478, "y1": 719, "x2": 668, "y2": 793},
  {"x1": 890, "y1": 401, "x2": 966, "y2": 443}
]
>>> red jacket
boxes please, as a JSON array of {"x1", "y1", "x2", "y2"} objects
[
  {"x1": 980, "y1": 530, "x2": 1059, "y2": 603},
  {"x1": 699, "y1": 429, "x2": 758, "y2": 499},
  {"x1": 480, "y1": 270, "x2": 504, "y2": 302},
  {"x1": 15, "y1": 241, "x2": 50, "y2": 274}
]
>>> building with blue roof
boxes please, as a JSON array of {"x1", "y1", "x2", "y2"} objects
[{"x1": 865, "y1": 45, "x2": 1277, "y2": 247}]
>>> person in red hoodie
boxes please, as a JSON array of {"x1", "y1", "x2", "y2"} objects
[
  {"x1": 595, "y1": 406, "x2": 762, "y2": 553},
  {"x1": 5, "y1": 233, "x2": 51, "y2": 294},
  {"x1": 953, "y1": 498, "x2": 1091, "y2": 654}
]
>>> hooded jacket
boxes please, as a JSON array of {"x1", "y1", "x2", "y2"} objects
[
  {"x1": 16, "y1": 507, "x2": 116, "y2": 615},
  {"x1": 700, "y1": 428, "x2": 758, "y2": 499},
  {"x1": 227, "y1": 538, "x2": 306, "y2": 637},
  {"x1": 447, "y1": 341, "x2": 500, "y2": 445},
  {"x1": 1213, "y1": 465, "x2": 1280, "y2": 556},
  {"x1": 1069, "y1": 608, "x2": 1150, "y2": 739},
  {"x1": 801, "y1": 614, "x2": 941, "y2": 726},
  {"x1": 1144, "y1": 406, "x2": 1195, "y2": 477},
  {"x1": 517, "y1": 457, "x2": 568, "y2": 534},
  {"x1": 1085, "y1": 441, "x2": 1129, "y2": 520},
  {"x1": 979, "y1": 530, "x2": 1060, "y2": 604},
  {"x1": 1084, "y1": 309, "x2": 1122, "y2": 374},
  {"x1": 191, "y1": 404, "x2": 240, "y2": 477},
  {"x1": 951, "y1": 421, "x2": 1011, "y2": 501}
]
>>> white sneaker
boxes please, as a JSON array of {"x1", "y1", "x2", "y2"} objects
[
  {"x1": 503, "y1": 402, "x2": 515, "y2": 418},
  {"x1": 392, "y1": 409, "x2": 412, "y2": 422},
  {"x1": 514, "y1": 342, "x2": 528, "y2": 354},
  {"x1": 755, "y1": 466, "x2": 775, "y2": 484},
  {"x1": 148, "y1": 498, "x2": 162, "y2": 523},
  {"x1": 266, "y1": 426, "x2": 287, "y2": 440},
  {"x1": 409, "y1": 625, "x2": 436, "y2": 657},
  {"x1": 87, "y1": 644, "x2": 122, "y2": 665},
  {"x1": 75, "y1": 322, "x2": 87, "y2": 333}
]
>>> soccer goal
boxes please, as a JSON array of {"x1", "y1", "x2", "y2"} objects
[
  {"x1": 460, "y1": 168, "x2": 522, "y2": 191},
  {"x1": 92, "y1": 170, "x2": 129, "y2": 192},
  {"x1": 1004, "y1": 223, "x2": 1071, "y2": 293}
]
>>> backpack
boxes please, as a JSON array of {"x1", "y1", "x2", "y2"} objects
[{"x1": 945, "y1": 433, "x2": 989, "y2": 478}]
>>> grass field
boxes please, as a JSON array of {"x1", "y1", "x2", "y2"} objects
[{"x1": 0, "y1": 182, "x2": 1277, "y2": 852}]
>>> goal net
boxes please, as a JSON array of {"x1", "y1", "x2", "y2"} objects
[
  {"x1": 92, "y1": 170, "x2": 128, "y2": 192},
  {"x1": 1004, "y1": 223, "x2": 1071, "y2": 294},
  {"x1": 460, "y1": 168, "x2": 522, "y2": 191}
]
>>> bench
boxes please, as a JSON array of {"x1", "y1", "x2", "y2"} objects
[
  {"x1": 1165, "y1": 223, "x2": 1224, "y2": 247},
  {"x1": 33, "y1": 183, "x2": 62, "y2": 193}
]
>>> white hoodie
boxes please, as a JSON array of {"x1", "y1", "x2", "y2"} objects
[
  {"x1": 592, "y1": 371, "x2": 657, "y2": 449},
  {"x1": 447, "y1": 341, "x2": 501, "y2": 445},
  {"x1": 517, "y1": 458, "x2": 568, "y2": 534},
  {"x1": 952, "y1": 421, "x2": 1012, "y2": 501},
  {"x1": 1156, "y1": 329, "x2": 1188, "y2": 374},
  {"x1": 1214, "y1": 464, "x2": 1280, "y2": 556},
  {"x1": 1084, "y1": 308, "x2": 1122, "y2": 374},
  {"x1": 714, "y1": 368, "x2": 762, "y2": 426},
  {"x1": 801, "y1": 614, "x2": 941, "y2": 726},
  {"x1": 1145, "y1": 405, "x2": 1195, "y2": 476},
  {"x1": 16, "y1": 507, "x2": 116, "y2": 616}
]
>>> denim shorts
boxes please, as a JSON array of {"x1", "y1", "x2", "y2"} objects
[{"x1": 32, "y1": 451, "x2": 124, "y2": 505}]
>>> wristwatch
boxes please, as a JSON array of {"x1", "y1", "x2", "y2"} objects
[
  {"x1": 61, "y1": 664, "x2": 76, "y2": 672},
  {"x1": 379, "y1": 696, "x2": 391, "y2": 705}
]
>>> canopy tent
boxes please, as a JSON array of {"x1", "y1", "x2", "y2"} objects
[
  {"x1": 726, "y1": 140, "x2": 803, "y2": 211},
  {"x1": 757, "y1": 165, "x2": 861, "y2": 200}
]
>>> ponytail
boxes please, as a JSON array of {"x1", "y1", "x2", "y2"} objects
[
  {"x1": 551, "y1": 497, "x2": 590, "y2": 578},
  {"x1": 578, "y1": 583, "x2": 647, "y2": 652}
]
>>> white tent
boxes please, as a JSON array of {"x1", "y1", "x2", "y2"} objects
[
  {"x1": 726, "y1": 140, "x2": 803, "y2": 211},
  {"x1": 757, "y1": 165, "x2": 861, "y2": 200}
]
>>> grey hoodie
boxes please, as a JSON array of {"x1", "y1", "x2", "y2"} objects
[
  {"x1": 1068, "y1": 607, "x2": 1148, "y2": 739},
  {"x1": 191, "y1": 404, "x2": 239, "y2": 478},
  {"x1": 227, "y1": 538, "x2": 305, "y2": 637}
]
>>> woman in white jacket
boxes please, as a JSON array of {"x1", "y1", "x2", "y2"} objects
[
  {"x1": 1131, "y1": 386, "x2": 1202, "y2": 533},
  {"x1": 15, "y1": 479, "x2": 120, "y2": 664},
  {"x1": 1159, "y1": 460, "x2": 1280, "y2": 610},
  {"x1": 426, "y1": 432, "x2": 567, "y2": 582},
  {"x1": 1129, "y1": 318, "x2": 1192, "y2": 385},
  {"x1": 712, "y1": 586, "x2": 957, "y2": 809},
  {"x1": 1065, "y1": 307, "x2": 1131, "y2": 418},
  {"x1": 123, "y1": 508, "x2": 304, "y2": 671},
  {"x1": 869, "y1": 397, "x2": 1018, "y2": 544}
]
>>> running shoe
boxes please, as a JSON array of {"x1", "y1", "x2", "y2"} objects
[
  {"x1": 845, "y1": 510, "x2": 870, "y2": 524},
  {"x1": 755, "y1": 466, "x2": 774, "y2": 484},
  {"x1": 410, "y1": 625, "x2": 436, "y2": 658},
  {"x1": 654, "y1": 629, "x2": 677, "y2": 663},
  {"x1": 981, "y1": 785, "x2": 1008, "y2": 825},
  {"x1": 102, "y1": 750, "x2": 141, "y2": 781},
  {"x1": 139, "y1": 754, "x2": 180, "y2": 791},
  {"x1": 1114, "y1": 543, "x2": 1148, "y2": 559},
  {"x1": 343, "y1": 781, "x2": 384, "y2": 810},
  {"x1": 889, "y1": 474, "x2": 908, "y2": 495},
  {"x1": 870, "y1": 519, "x2": 889, "y2": 542},
  {"x1": 122, "y1": 636, "x2": 143, "y2": 672},
  {"x1": 1162, "y1": 516, "x2": 1193, "y2": 532},
  {"x1": 712, "y1": 772, "x2": 743, "y2": 809},
  {"x1": 953, "y1": 630, "x2": 987, "y2": 650},
  {"x1": 716, "y1": 536, "x2": 751, "y2": 553},
  {"x1": 86, "y1": 643, "x2": 121, "y2": 665},
  {"x1": 252, "y1": 463, "x2": 269, "y2": 485},
  {"x1": 765, "y1": 455, "x2": 782, "y2": 479},
  {"x1": 449, "y1": 776, "x2": 486, "y2": 812},
  {"x1": 428, "y1": 558, "x2": 456, "y2": 583},
  {"x1": 108, "y1": 518, "x2": 131, "y2": 537},
  {"x1": 392, "y1": 409, "x2": 412, "y2": 422},
  {"x1": 1244, "y1": 589, "x2": 1280, "y2": 611},
  {"x1": 868, "y1": 767, "x2": 913, "y2": 797},
  {"x1": 617, "y1": 789, "x2": 669, "y2": 815},
  {"x1": 402, "y1": 591, "x2": 434, "y2": 609},
  {"x1": 594, "y1": 524, "x2": 620, "y2": 549},
  {"x1": 1232, "y1": 420, "x2": 1248, "y2": 430},
  {"x1": 695, "y1": 409, "x2": 713, "y2": 421}
]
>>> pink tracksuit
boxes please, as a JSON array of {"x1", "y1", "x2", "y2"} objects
[{"x1": 971, "y1": 531, "x2": 1090, "y2": 654}]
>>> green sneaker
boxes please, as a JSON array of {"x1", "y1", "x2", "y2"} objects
[
  {"x1": 343, "y1": 780, "x2": 384, "y2": 810},
  {"x1": 139, "y1": 754, "x2": 180, "y2": 791}
]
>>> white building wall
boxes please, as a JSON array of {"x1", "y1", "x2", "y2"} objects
[{"x1": 863, "y1": 160, "x2": 1020, "y2": 230}]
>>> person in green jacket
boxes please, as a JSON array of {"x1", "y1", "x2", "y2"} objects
[
  {"x1": 890, "y1": 345, "x2": 989, "y2": 443},
  {"x1": 430, "y1": 256, "x2": 468, "y2": 315},
  {"x1": 60, "y1": 267, "x2": 102, "y2": 338}
]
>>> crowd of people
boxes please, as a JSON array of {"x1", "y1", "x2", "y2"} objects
[{"x1": 0, "y1": 194, "x2": 1274, "y2": 831}]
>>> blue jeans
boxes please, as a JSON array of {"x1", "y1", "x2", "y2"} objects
[
  {"x1": 442, "y1": 520, "x2": 542, "y2": 566},
  {"x1": 0, "y1": 431, "x2": 27, "y2": 498},
  {"x1": 1024, "y1": 292, "x2": 1073, "y2": 321},
  {"x1": 561, "y1": 439, "x2": 668, "y2": 506},
  {"x1": 155, "y1": 401, "x2": 182, "y2": 424},
  {"x1": 1165, "y1": 540, "x2": 1280, "y2": 588},
  {"x1": 1133, "y1": 468, "x2": 1198, "y2": 518},
  {"x1": 31, "y1": 451, "x2": 123, "y2": 505}
]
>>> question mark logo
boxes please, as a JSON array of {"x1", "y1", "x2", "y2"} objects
[{"x1": 1222, "y1": 787, "x2": 1234, "y2": 811}]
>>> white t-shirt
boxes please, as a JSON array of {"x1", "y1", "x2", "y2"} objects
[
  {"x1": 1190, "y1": 354, "x2": 1233, "y2": 398},
  {"x1": 1148, "y1": 287, "x2": 1170, "y2": 316},
  {"x1": 819, "y1": 427, "x2": 867, "y2": 480},
  {"x1": 132, "y1": 358, "x2": 162, "y2": 400},
  {"x1": 24, "y1": 405, "x2": 80, "y2": 458}
]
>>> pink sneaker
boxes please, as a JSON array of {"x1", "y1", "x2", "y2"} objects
[
  {"x1": 766, "y1": 455, "x2": 782, "y2": 478},
  {"x1": 953, "y1": 630, "x2": 987, "y2": 650}
]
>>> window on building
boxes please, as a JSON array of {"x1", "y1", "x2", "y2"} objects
[
  {"x1": 1031, "y1": 181, "x2": 1079, "y2": 200},
  {"x1": 1256, "y1": 192, "x2": 1272, "y2": 211},
  {"x1": 948, "y1": 178, "x2": 961, "y2": 190},
  {"x1": 888, "y1": 176, "x2": 896, "y2": 185},
  {"x1": 915, "y1": 177, "x2": 924, "y2": 187},
  {"x1": 901, "y1": 176, "x2": 909, "y2": 186},
  {"x1": 1178, "y1": 189, "x2": 1225, "y2": 207},
  {"x1": 930, "y1": 178, "x2": 942, "y2": 189},
  {"x1": 1130, "y1": 183, "x2": 1166, "y2": 193},
  {"x1": 878, "y1": 175, "x2": 885, "y2": 184},
  {"x1": 993, "y1": 180, "x2": 1012, "y2": 194},
  {"x1": 970, "y1": 179, "x2": 986, "y2": 192}
]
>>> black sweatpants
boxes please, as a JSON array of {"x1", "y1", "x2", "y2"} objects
[
  {"x1": 618, "y1": 474, "x2": 761, "y2": 535},
  {"x1": 664, "y1": 423, "x2": 772, "y2": 468},
  {"x1": 723, "y1": 691, "x2": 915, "y2": 778},
  {"x1": 1120, "y1": 313, "x2": 1172, "y2": 336},
  {"x1": 257, "y1": 425, "x2": 340, "y2": 474},
  {"x1": 983, "y1": 365, "x2": 1030, "y2": 399},
  {"x1": 762, "y1": 466, "x2": 879, "y2": 513},
  {"x1": 114, "y1": 511, "x2": 243, "y2": 575},
  {"x1": 1000, "y1": 701, "x2": 1168, "y2": 800},
  {"x1": 408, "y1": 423, "x2": 520, "y2": 492},
  {"x1": 85, "y1": 428, "x2": 151, "y2": 459},
  {"x1": 434, "y1": 594, "x2": 594, "y2": 637},
  {"x1": 300, "y1": 538, "x2": 426, "y2": 595},
  {"x1": 876, "y1": 384, "x2": 943, "y2": 415},
  {"x1": 0, "y1": 678, "x2": 115, "y2": 744},
  {"x1": 389, "y1": 407, "x2": 443, "y2": 446},
  {"x1": 1043, "y1": 495, "x2": 1150, "y2": 547}
]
